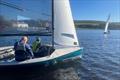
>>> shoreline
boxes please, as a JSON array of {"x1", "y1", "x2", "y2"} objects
[{"x1": 74, "y1": 20, "x2": 120, "y2": 30}]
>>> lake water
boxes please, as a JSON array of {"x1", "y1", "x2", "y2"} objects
[{"x1": 0, "y1": 29, "x2": 120, "y2": 80}]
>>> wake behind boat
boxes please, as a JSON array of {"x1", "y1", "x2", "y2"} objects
[{"x1": 0, "y1": 0, "x2": 83, "y2": 69}]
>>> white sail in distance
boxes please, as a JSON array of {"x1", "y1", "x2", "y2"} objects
[
  {"x1": 54, "y1": 0, "x2": 79, "y2": 47},
  {"x1": 104, "y1": 14, "x2": 111, "y2": 33}
]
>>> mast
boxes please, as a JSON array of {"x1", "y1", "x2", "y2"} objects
[{"x1": 52, "y1": 0, "x2": 54, "y2": 48}]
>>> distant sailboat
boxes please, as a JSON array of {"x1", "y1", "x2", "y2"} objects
[{"x1": 104, "y1": 14, "x2": 111, "y2": 34}]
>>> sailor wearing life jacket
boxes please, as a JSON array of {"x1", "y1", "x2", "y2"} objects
[
  {"x1": 14, "y1": 36, "x2": 34, "y2": 61},
  {"x1": 32, "y1": 37, "x2": 41, "y2": 53}
]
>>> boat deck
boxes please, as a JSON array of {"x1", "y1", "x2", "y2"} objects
[{"x1": 0, "y1": 46, "x2": 82, "y2": 66}]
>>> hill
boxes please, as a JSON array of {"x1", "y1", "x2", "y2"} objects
[{"x1": 74, "y1": 20, "x2": 120, "y2": 30}]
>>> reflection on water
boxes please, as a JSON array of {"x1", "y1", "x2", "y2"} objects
[{"x1": 0, "y1": 29, "x2": 120, "y2": 80}]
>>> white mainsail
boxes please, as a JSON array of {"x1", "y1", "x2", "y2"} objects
[
  {"x1": 104, "y1": 14, "x2": 111, "y2": 33},
  {"x1": 54, "y1": 0, "x2": 79, "y2": 47}
]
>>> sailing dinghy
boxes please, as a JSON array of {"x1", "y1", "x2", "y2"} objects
[
  {"x1": 104, "y1": 14, "x2": 111, "y2": 34},
  {"x1": 0, "y1": 0, "x2": 83, "y2": 68}
]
